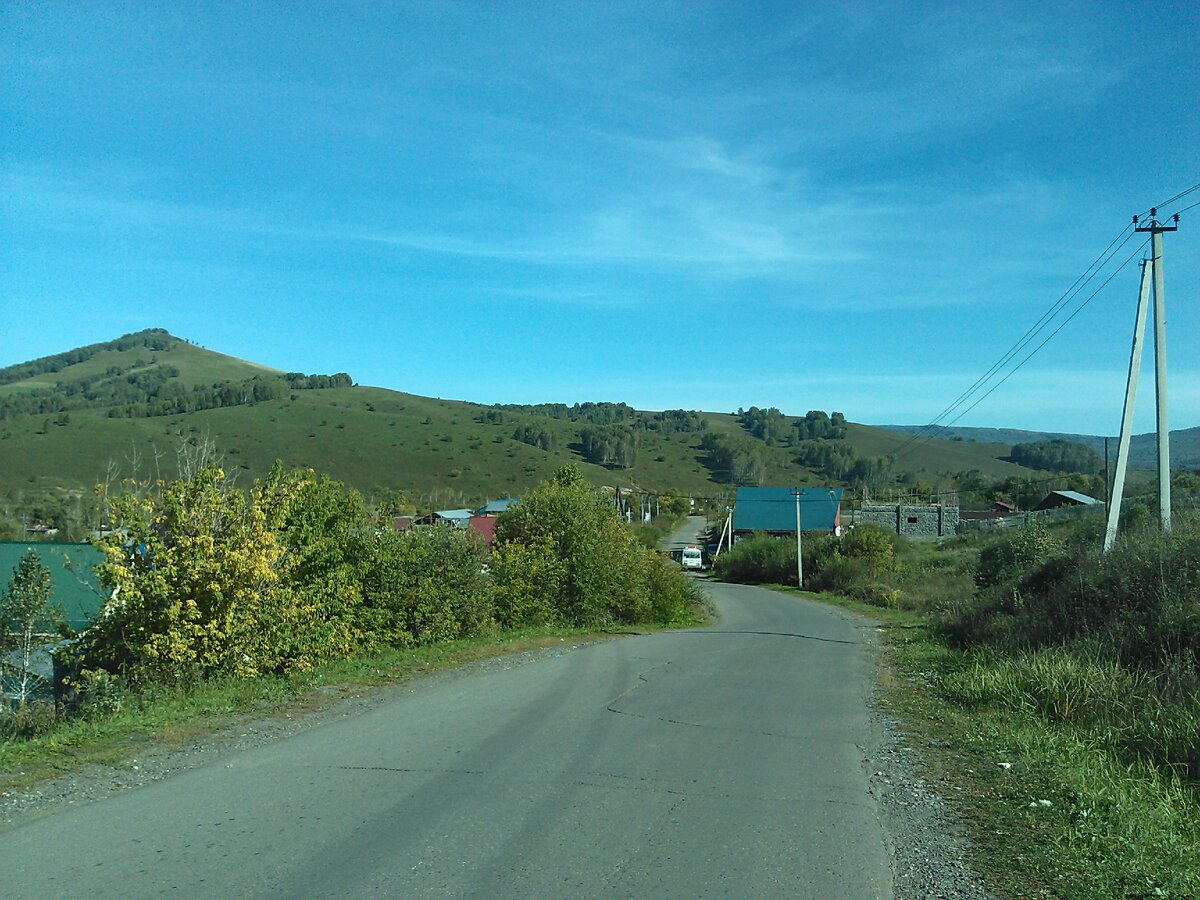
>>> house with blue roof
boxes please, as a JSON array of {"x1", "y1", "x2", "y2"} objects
[
  {"x1": 732, "y1": 487, "x2": 843, "y2": 540},
  {"x1": 1, "y1": 542, "x2": 106, "y2": 631},
  {"x1": 2, "y1": 542, "x2": 107, "y2": 702},
  {"x1": 477, "y1": 498, "x2": 518, "y2": 516}
]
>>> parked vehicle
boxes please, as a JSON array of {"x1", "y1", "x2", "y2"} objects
[{"x1": 681, "y1": 546, "x2": 704, "y2": 570}]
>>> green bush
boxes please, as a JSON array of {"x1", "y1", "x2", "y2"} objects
[
  {"x1": 947, "y1": 513, "x2": 1200, "y2": 668},
  {"x1": 367, "y1": 527, "x2": 494, "y2": 644},
  {"x1": 496, "y1": 466, "x2": 637, "y2": 626},
  {"x1": 643, "y1": 554, "x2": 708, "y2": 625},
  {"x1": 810, "y1": 555, "x2": 902, "y2": 608},
  {"x1": 839, "y1": 525, "x2": 897, "y2": 574},
  {"x1": 262, "y1": 470, "x2": 377, "y2": 671},
  {"x1": 0, "y1": 700, "x2": 57, "y2": 740},
  {"x1": 712, "y1": 533, "x2": 796, "y2": 585},
  {"x1": 495, "y1": 465, "x2": 703, "y2": 627},
  {"x1": 932, "y1": 510, "x2": 1200, "y2": 779},
  {"x1": 491, "y1": 537, "x2": 562, "y2": 628},
  {"x1": 974, "y1": 521, "x2": 1063, "y2": 591}
]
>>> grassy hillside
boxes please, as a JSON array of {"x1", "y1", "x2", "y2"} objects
[
  {"x1": 881, "y1": 423, "x2": 1200, "y2": 470},
  {"x1": 845, "y1": 423, "x2": 1027, "y2": 479},
  {"x1": 1, "y1": 330, "x2": 1055, "y2": 515}
]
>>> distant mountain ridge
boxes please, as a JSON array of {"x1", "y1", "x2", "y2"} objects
[{"x1": 878, "y1": 424, "x2": 1200, "y2": 471}]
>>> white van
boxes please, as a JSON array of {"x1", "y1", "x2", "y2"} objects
[{"x1": 681, "y1": 546, "x2": 704, "y2": 570}]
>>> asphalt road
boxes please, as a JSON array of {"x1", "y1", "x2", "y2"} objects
[
  {"x1": 0, "y1": 582, "x2": 893, "y2": 898},
  {"x1": 662, "y1": 515, "x2": 708, "y2": 555}
]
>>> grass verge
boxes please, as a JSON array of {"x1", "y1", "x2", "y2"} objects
[
  {"x1": 0, "y1": 627, "x2": 616, "y2": 795},
  {"x1": 772, "y1": 585, "x2": 1200, "y2": 899}
]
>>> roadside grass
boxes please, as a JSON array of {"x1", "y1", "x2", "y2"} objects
[
  {"x1": 0, "y1": 627, "x2": 615, "y2": 795},
  {"x1": 772, "y1": 586, "x2": 1200, "y2": 899}
]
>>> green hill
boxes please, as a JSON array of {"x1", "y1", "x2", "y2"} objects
[
  {"x1": 880, "y1": 424, "x2": 1200, "y2": 471},
  {"x1": 0, "y1": 330, "x2": 1051, "y2": 530}
]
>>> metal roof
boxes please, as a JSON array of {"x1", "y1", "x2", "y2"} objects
[
  {"x1": 1051, "y1": 490, "x2": 1100, "y2": 505},
  {"x1": 467, "y1": 516, "x2": 498, "y2": 545},
  {"x1": 733, "y1": 487, "x2": 843, "y2": 534},
  {"x1": 477, "y1": 498, "x2": 518, "y2": 515},
  {"x1": 0, "y1": 542, "x2": 107, "y2": 630},
  {"x1": 1032, "y1": 490, "x2": 1102, "y2": 511}
]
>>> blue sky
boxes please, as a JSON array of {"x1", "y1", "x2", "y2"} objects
[{"x1": 3, "y1": 1, "x2": 1197, "y2": 435}]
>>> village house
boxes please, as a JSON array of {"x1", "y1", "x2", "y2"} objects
[
  {"x1": 412, "y1": 509, "x2": 475, "y2": 528},
  {"x1": 1032, "y1": 490, "x2": 1101, "y2": 511},
  {"x1": 732, "y1": 486, "x2": 843, "y2": 541},
  {"x1": 476, "y1": 498, "x2": 518, "y2": 517}
]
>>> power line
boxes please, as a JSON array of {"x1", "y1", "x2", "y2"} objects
[
  {"x1": 890, "y1": 227, "x2": 1136, "y2": 455},
  {"x1": 1150, "y1": 181, "x2": 1200, "y2": 212},
  {"x1": 928, "y1": 238, "x2": 1150, "y2": 436},
  {"x1": 890, "y1": 182, "x2": 1199, "y2": 464},
  {"x1": 888, "y1": 224, "x2": 1140, "y2": 462}
]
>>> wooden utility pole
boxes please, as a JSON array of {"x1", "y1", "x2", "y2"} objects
[{"x1": 1135, "y1": 209, "x2": 1179, "y2": 532}]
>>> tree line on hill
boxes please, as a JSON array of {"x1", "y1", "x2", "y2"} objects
[
  {"x1": 494, "y1": 405, "x2": 707, "y2": 468},
  {"x1": 579, "y1": 425, "x2": 639, "y2": 468},
  {"x1": 496, "y1": 402, "x2": 707, "y2": 435},
  {"x1": 1009, "y1": 439, "x2": 1102, "y2": 474},
  {"x1": 0, "y1": 370, "x2": 353, "y2": 421},
  {"x1": 738, "y1": 407, "x2": 847, "y2": 445},
  {"x1": 698, "y1": 408, "x2": 892, "y2": 490},
  {"x1": 0, "y1": 328, "x2": 176, "y2": 387},
  {"x1": 496, "y1": 401, "x2": 639, "y2": 425},
  {"x1": 511, "y1": 425, "x2": 557, "y2": 451}
]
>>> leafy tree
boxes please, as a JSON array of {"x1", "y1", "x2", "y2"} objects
[
  {"x1": 646, "y1": 409, "x2": 707, "y2": 434},
  {"x1": 579, "y1": 425, "x2": 638, "y2": 468},
  {"x1": 795, "y1": 439, "x2": 859, "y2": 478},
  {"x1": 512, "y1": 425, "x2": 556, "y2": 451},
  {"x1": 846, "y1": 455, "x2": 894, "y2": 492},
  {"x1": 838, "y1": 525, "x2": 897, "y2": 575},
  {"x1": 658, "y1": 493, "x2": 692, "y2": 518},
  {"x1": 793, "y1": 410, "x2": 848, "y2": 441},
  {"x1": 496, "y1": 465, "x2": 649, "y2": 626},
  {"x1": 699, "y1": 433, "x2": 765, "y2": 484},
  {"x1": 262, "y1": 468, "x2": 376, "y2": 671},
  {"x1": 1, "y1": 551, "x2": 63, "y2": 705},
  {"x1": 739, "y1": 406, "x2": 790, "y2": 444},
  {"x1": 82, "y1": 465, "x2": 285, "y2": 683}
]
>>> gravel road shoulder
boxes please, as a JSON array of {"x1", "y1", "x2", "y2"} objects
[{"x1": 853, "y1": 613, "x2": 995, "y2": 899}]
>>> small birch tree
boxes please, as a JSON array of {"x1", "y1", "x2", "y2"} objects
[{"x1": 1, "y1": 551, "x2": 62, "y2": 705}]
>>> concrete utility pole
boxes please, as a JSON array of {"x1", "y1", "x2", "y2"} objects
[
  {"x1": 791, "y1": 488, "x2": 804, "y2": 589},
  {"x1": 1104, "y1": 259, "x2": 1153, "y2": 551},
  {"x1": 1135, "y1": 209, "x2": 1179, "y2": 532}
]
